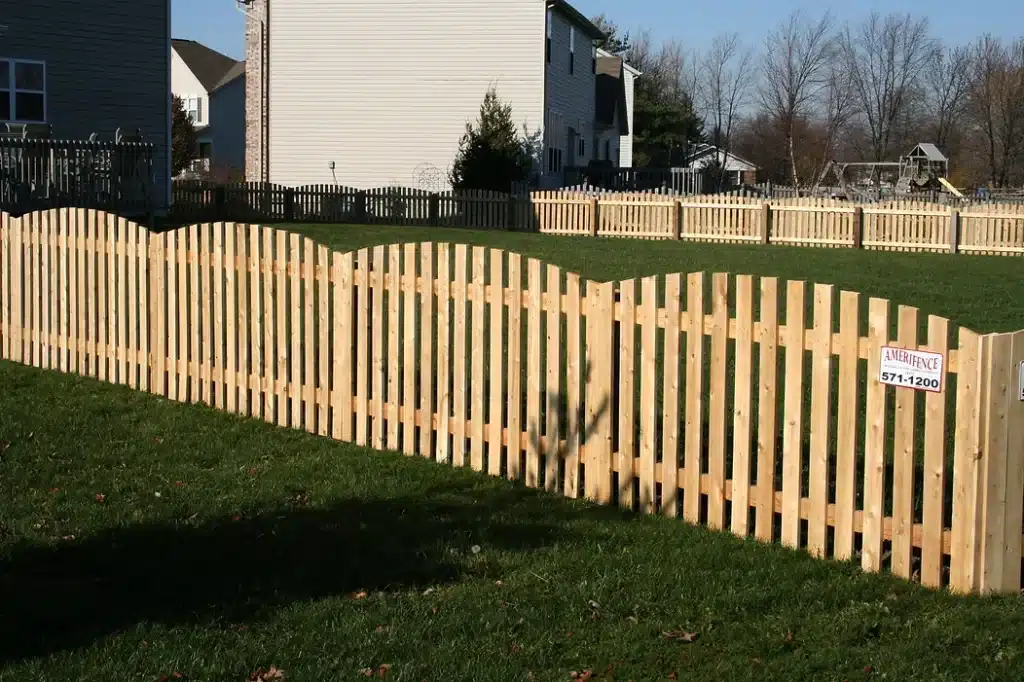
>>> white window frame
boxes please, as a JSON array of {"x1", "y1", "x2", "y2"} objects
[
  {"x1": 184, "y1": 95, "x2": 203, "y2": 125},
  {"x1": 569, "y1": 27, "x2": 576, "y2": 74},
  {"x1": 0, "y1": 58, "x2": 47, "y2": 124}
]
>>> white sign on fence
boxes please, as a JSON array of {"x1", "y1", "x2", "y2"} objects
[{"x1": 879, "y1": 346, "x2": 945, "y2": 393}]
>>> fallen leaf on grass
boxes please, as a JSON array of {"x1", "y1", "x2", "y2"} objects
[
  {"x1": 375, "y1": 625, "x2": 388, "y2": 634},
  {"x1": 48, "y1": 487, "x2": 61, "y2": 494},
  {"x1": 248, "y1": 665, "x2": 285, "y2": 681},
  {"x1": 175, "y1": 481, "x2": 186, "y2": 488},
  {"x1": 662, "y1": 630, "x2": 698, "y2": 644},
  {"x1": 509, "y1": 643, "x2": 521, "y2": 654},
  {"x1": 569, "y1": 671, "x2": 594, "y2": 681},
  {"x1": 232, "y1": 515, "x2": 242, "y2": 522},
  {"x1": 668, "y1": 673, "x2": 678, "y2": 680},
  {"x1": 156, "y1": 673, "x2": 184, "y2": 682},
  {"x1": 359, "y1": 664, "x2": 390, "y2": 678},
  {"x1": 351, "y1": 590, "x2": 369, "y2": 600},
  {"x1": 95, "y1": 493, "x2": 106, "y2": 503}
]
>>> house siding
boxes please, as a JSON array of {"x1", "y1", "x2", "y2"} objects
[
  {"x1": 171, "y1": 50, "x2": 209, "y2": 129},
  {"x1": 620, "y1": 68, "x2": 636, "y2": 167},
  {"x1": 264, "y1": 0, "x2": 548, "y2": 190},
  {"x1": 208, "y1": 77, "x2": 246, "y2": 175},
  {"x1": 2, "y1": 0, "x2": 170, "y2": 211},
  {"x1": 543, "y1": 8, "x2": 596, "y2": 185}
]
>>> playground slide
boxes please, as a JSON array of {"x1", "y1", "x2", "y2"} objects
[{"x1": 938, "y1": 177, "x2": 963, "y2": 198}]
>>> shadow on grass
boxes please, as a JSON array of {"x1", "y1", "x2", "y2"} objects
[{"x1": 0, "y1": 480, "x2": 616, "y2": 664}]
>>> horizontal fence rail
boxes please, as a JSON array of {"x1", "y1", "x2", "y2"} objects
[
  {"x1": 3, "y1": 208, "x2": 1024, "y2": 596},
  {"x1": 171, "y1": 181, "x2": 1024, "y2": 256}
]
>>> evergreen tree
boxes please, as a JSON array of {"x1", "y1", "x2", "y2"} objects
[
  {"x1": 171, "y1": 95, "x2": 198, "y2": 177},
  {"x1": 449, "y1": 87, "x2": 532, "y2": 192}
]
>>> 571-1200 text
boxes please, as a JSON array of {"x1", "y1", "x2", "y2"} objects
[{"x1": 880, "y1": 371, "x2": 941, "y2": 391}]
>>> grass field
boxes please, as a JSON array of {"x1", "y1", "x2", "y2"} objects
[
  {"x1": 4, "y1": 227, "x2": 1024, "y2": 681},
  {"x1": 2, "y1": 360, "x2": 1024, "y2": 682},
  {"x1": 287, "y1": 223, "x2": 1024, "y2": 334}
]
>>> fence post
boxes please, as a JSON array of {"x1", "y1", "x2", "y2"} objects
[
  {"x1": 852, "y1": 207, "x2": 864, "y2": 249},
  {"x1": 584, "y1": 281, "x2": 615, "y2": 504},
  {"x1": 759, "y1": 203, "x2": 771, "y2": 244},
  {"x1": 972, "y1": 330, "x2": 1024, "y2": 594},
  {"x1": 507, "y1": 194, "x2": 518, "y2": 231},
  {"x1": 429, "y1": 193, "x2": 440, "y2": 227},
  {"x1": 950, "y1": 209, "x2": 961, "y2": 254},
  {"x1": 589, "y1": 198, "x2": 599, "y2": 236},
  {"x1": 355, "y1": 191, "x2": 367, "y2": 222},
  {"x1": 214, "y1": 186, "x2": 226, "y2": 221},
  {"x1": 284, "y1": 188, "x2": 296, "y2": 222},
  {"x1": 672, "y1": 200, "x2": 683, "y2": 240}
]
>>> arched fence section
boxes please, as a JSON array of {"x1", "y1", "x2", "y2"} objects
[{"x1": 2, "y1": 208, "x2": 1023, "y2": 595}]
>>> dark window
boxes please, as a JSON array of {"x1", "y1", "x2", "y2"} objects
[
  {"x1": 578, "y1": 138, "x2": 585, "y2": 157},
  {"x1": 1, "y1": 59, "x2": 46, "y2": 123},
  {"x1": 569, "y1": 52, "x2": 574, "y2": 74},
  {"x1": 546, "y1": 38, "x2": 551, "y2": 64},
  {"x1": 15, "y1": 92, "x2": 43, "y2": 122},
  {"x1": 547, "y1": 147, "x2": 564, "y2": 173}
]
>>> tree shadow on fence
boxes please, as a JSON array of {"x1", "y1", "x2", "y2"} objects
[
  {"x1": 524, "y1": 359, "x2": 612, "y2": 493},
  {"x1": 0, "y1": 480, "x2": 601, "y2": 665}
]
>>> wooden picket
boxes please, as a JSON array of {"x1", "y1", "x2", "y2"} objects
[{"x1": 3, "y1": 208, "x2": 1024, "y2": 596}]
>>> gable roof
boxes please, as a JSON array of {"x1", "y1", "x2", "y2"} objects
[
  {"x1": 546, "y1": 0, "x2": 605, "y2": 40},
  {"x1": 685, "y1": 144, "x2": 759, "y2": 170},
  {"x1": 596, "y1": 47, "x2": 642, "y2": 76},
  {"x1": 595, "y1": 55, "x2": 629, "y2": 135},
  {"x1": 172, "y1": 38, "x2": 244, "y2": 93},
  {"x1": 906, "y1": 142, "x2": 947, "y2": 162}
]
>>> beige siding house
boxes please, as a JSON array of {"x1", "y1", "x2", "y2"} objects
[
  {"x1": 1, "y1": 0, "x2": 172, "y2": 210},
  {"x1": 172, "y1": 39, "x2": 246, "y2": 178},
  {"x1": 243, "y1": 0, "x2": 604, "y2": 191}
]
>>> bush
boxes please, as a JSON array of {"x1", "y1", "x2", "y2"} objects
[{"x1": 449, "y1": 86, "x2": 532, "y2": 193}]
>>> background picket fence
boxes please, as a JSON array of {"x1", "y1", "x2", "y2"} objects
[
  {"x1": 171, "y1": 181, "x2": 1024, "y2": 256},
  {"x1": 3, "y1": 208, "x2": 1024, "y2": 596}
]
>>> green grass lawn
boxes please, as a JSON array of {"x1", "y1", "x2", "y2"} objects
[
  {"x1": 285, "y1": 223, "x2": 1024, "y2": 334},
  {"x1": 2, "y1": 360, "x2": 1024, "y2": 682}
]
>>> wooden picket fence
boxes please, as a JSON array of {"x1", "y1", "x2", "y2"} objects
[
  {"x1": 172, "y1": 181, "x2": 1024, "y2": 256},
  {"x1": 3, "y1": 208, "x2": 1024, "y2": 595}
]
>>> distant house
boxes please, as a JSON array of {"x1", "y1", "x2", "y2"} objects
[
  {"x1": 172, "y1": 39, "x2": 245, "y2": 178},
  {"x1": 684, "y1": 144, "x2": 759, "y2": 186},
  {"x1": 243, "y1": 0, "x2": 605, "y2": 191},
  {"x1": 594, "y1": 48, "x2": 640, "y2": 168},
  {"x1": 1, "y1": 0, "x2": 172, "y2": 211}
]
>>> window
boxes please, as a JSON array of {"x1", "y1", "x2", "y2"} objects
[
  {"x1": 604, "y1": 139, "x2": 611, "y2": 161},
  {"x1": 546, "y1": 12, "x2": 552, "y2": 64},
  {"x1": 569, "y1": 27, "x2": 575, "y2": 74},
  {"x1": 547, "y1": 147, "x2": 563, "y2": 173},
  {"x1": 185, "y1": 96, "x2": 203, "y2": 124},
  {"x1": 0, "y1": 59, "x2": 46, "y2": 123},
  {"x1": 578, "y1": 137, "x2": 585, "y2": 157}
]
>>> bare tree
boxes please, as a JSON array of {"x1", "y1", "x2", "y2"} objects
[
  {"x1": 759, "y1": 10, "x2": 836, "y2": 186},
  {"x1": 923, "y1": 43, "x2": 972, "y2": 151},
  {"x1": 968, "y1": 36, "x2": 1024, "y2": 186},
  {"x1": 698, "y1": 33, "x2": 755, "y2": 187},
  {"x1": 839, "y1": 12, "x2": 934, "y2": 161},
  {"x1": 810, "y1": 63, "x2": 858, "y2": 183}
]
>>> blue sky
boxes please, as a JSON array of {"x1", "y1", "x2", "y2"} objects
[{"x1": 174, "y1": 0, "x2": 1022, "y2": 61}]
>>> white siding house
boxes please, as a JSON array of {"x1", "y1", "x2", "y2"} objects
[
  {"x1": 172, "y1": 39, "x2": 245, "y2": 178},
  {"x1": 619, "y1": 59, "x2": 640, "y2": 167},
  {"x1": 593, "y1": 47, "x2": 640, "y2": 168},
  {"x1": 245, "y1": 0, "x2": 604, "y2": 191}
]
